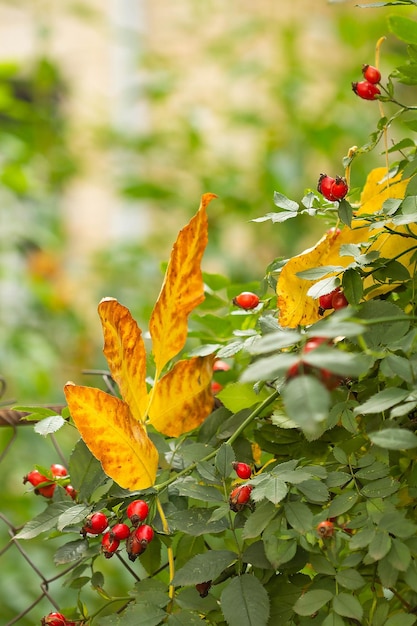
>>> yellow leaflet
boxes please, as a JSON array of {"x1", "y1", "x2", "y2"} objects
[
  {"x1": 148, "y1": 355, "x2": 215, "y2": 437},
  {"x1": 149, "y1": 193, "x2": 216, "y2": 374},
  {"x1": 98, "y1": 298, "x2": 148, "y2": 423},
  {"x1": 277, "y1": 168, "x2": 412, "y2": 328},
  {"x1": 64, "y1": 384, "x2": 158, "y2": 489}
]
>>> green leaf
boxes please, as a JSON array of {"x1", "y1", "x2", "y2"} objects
[
  {"x1": 309, "y1": 554, "x2": 336, "y2": 576},
  {"x1": 240, "y1": 352, "x2": 300, "y2": 382},
  {"x1": 384, "y1": 616, "x2": 417, "y2": 626},
  {"x1": 405, "y1": 560, "x2": 417, "y2": 592},
  {"x1": 293, "y1": 589, "x2": 333, "y2": 616},
  {"x1": 217, "y1": 383, "x2": 269, "y2": 413},
  {"x1": 296, "y1": 266, "x2": 344, "y2": 280},
  {"x1": 303, "y1": 348, "x2": 371, "y2": 377},
  {"x1": 284, "y1": 501, "x2": 313, "y2": 533},
  {"x1": 282, "y1": 375, "x2": 330, "y2": 436},
  {"x1": 368, "y1": 532, "x2": 392, "y2": 561},
  {"x1": 322, "y1": 613, "x2": 346, "y2": 626},
  {"x1": 296, "y1": 479, "x2": 329, "y2": 504},
  {"x1": 114, "y1": 601, "x2": 167, "y2": 626},
  {"x1": 220, "y1": 574, "x2": 270, "y2": 626},
  {"x1": 273, "y1": 191, "x2": 299, "y2": 212},
  {"x1": 380, "y1": 353, "x2": 414, "y2": 382},
  {"x1": 338, "y1": 199, "x2": 353, "y2": 227},
  {"x1": 215, "y1": 443, "x2": 235, "y2": 479},
  {"x1": 355, "y1": 300, "x2": 409, "y2": 347},
  {"x1": 242, "y1": 541, "x2": 274, "y2": 569},
  {"x1": 34, "y1": 415, "x2": 66, "y2": 435},
  {"x1": 166, "y1": 611, "x2": 207, "y2": 625},
  {"x1": 57, "y1": 504, "x2": 91, "y2": 531},
  {"x1": 15, "y1": 502, "x2": 81, "y2": 539},
  {"x1": 361, "y1": 477, "x2": 399, "y2": 498},
  {"x1": 369, "y1": 428, "x2": 417, "y2": 450},
  {"x1": 355, "y1": 462, "x2": 389, "y2": 481},
  {"x1": 335, "y1": 569, "x2": 365, "y2": 591},
  {"x1": 175, "y1": 477, "x2": 224, "y2": 503},
  {"x1": 387, "y1": 538, "x2": 411, "y2": 571},
  {"x1": 349, "y1": 528, "x2": 376, "y2": 550},
  {"x1": 378, "y1": 555, "x2": 399, "y2": 588},
  {"x1": 168, "y1": 508, "x2": 229, "y2": 536},
  {"x1": 354, "y1": 388, "x2": 410, "y2": 415},
  {"x1": 328, "y1": 492, "x2": 358, "y2": 517},
  {"x1": 378, "y1": 511, "x2": 417, "y2": 538},
  {"x1": 171, "y1": 550, "x2": 237, "y2": 586},
  {"x1": 388, "y1": 15, "x2": 417, "y2": 44},
  {"x1": 332, "y1": 593, "x2": 363, "y2": 621},
  {"x1": 263, "y1": 535, "x2": 297, "y2": 569},
  {"x1": 242, "y1": 500, "x2": 278, "y2": 539},
  {"x1": 248, "y1": 330, "x2": 302, "y2": 354},
  {"x1": 256, "y1": 476, "x2": 288, "y2": 504},
  {"x1": 342, "y1": 268, "x2": 363, "y2": 305},
  {"x1": 54, "y1": 539, "x2": 89, "y2": 565},
  {"x1": 69, "y1": 439, "x2": 109, "y2": 501}
]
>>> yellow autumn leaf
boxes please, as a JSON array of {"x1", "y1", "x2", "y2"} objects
[
  {"x1": 149, "y1": 193, "x2": 216, "y2": 375},
  {"x1": 64, "y1": 195, "x2": 217, "y2": 490},
  {"x1": 98, "y1": 298, "x2": 149, "y2": 423},
  {"x1": 64, "y1": 384, "x2": 159, "y2": 489},
  {"x1": 148, "y1": 355, "x2": 215, "y2": 437},
  {"x1": 277, "y1": 168, "x2": 413, "y2": 328}
]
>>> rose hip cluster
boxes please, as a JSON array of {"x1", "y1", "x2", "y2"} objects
[
  {"x1": 352, "y1": 63, "x2": 381, "y2": 100},
  {"x1": 81, "y1": 499, "x2": 154, "y2": 561},
  {"x1": 229, "y1": 462, "x2": 254, "y2": 512},
  {"x1": 317, "y1": 173, "x2": 348, "y2": 203},
  {"x1": 23, "y1": 463, "x2": 76, "y2": 500}
]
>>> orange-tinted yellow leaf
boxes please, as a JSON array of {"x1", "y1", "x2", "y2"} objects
[
  {"x1": 277, "y1": 168, "x2": 412, "y2": 328},
  {"x1": 148, "y1": 355, "x2": 215, "y2": 437},
  {"x1": 98, "y1": 298, "x2": 148, "y2": 422},
  {"x1": 64, "y1": 383, "x2": 158, "y2": 490},
  {"x1": 149, "y1": 193, "x2": 216, "y2": 374}
]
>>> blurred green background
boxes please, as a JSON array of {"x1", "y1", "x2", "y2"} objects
[{"x1": 0, "y1": 0, "x2": 415, "y2": 623}]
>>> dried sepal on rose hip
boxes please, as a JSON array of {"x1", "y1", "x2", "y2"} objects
[
  {"x1": 195, "y1": 581, "x2": 212, "y2": 597},
  {"x1": 81, "y1": 511, "x2": 108, "y2": 537},
  {"x1": 229, "y1": 484, "x2": 253, "y2": 512},
  {"x1": 233, "y1": 291, "x2": 260, "y2": 310}
]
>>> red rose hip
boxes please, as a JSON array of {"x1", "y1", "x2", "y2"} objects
[
  {"x1": 332, "y1": 290, "x2": 348, "y2": 310},
  {"x1": 126, "y1": 499, "x2": 149, "y2": 525},
  {"x1": 362, "y1": 64, "x2": 381, "y2": 84},
  {"x1": 233, "y1": 291, "x2": 260, "y2": 310},
  {"x1": 101, "y1": 531, "x2": 120, "y2": 558},
  {"x1": 50, "y1": 463, "x2": 68, "y2": 477},
  {"x1": 232, "y1": 462, "x2": 252, "y2": 480},
  {"x1": 316, "y1": 520, "x2": 334, "y2": 538},
  {"x1": 81, "y1": 511, "x2": 108, "y2": 536},
  {"x1": 229, "y1": 484, "x2": 253, "y2": 512},
  {"x1": 110, "y1": 522, "x2": 131, "y2": 541},
  {"x1": 352, "y1": 80, "x2": 380, "y2": 100}
]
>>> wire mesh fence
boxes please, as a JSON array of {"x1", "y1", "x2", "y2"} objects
[{"x1": 0, "y1": 372, "x2": 85, "y2": 625}]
